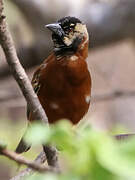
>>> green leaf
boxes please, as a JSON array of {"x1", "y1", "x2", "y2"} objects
[
  {"x1": 49, "y1": 120, "x2": 77, "y2": 152},
  {"x1": 59, "y1": 173, "x2": 81, "y2": 180},
  {"x1": 22, "y1": 120, "x2": 135, "y2": 179},
  {"x1": 91, "y1": 158, "x2": 117, "y2": 180},
  {"x1": 24, "y1": 123, "x2": 50, "y2": 146},
  {"x1": 96, "y1": 135, "x2": 135, "y2": 179}
]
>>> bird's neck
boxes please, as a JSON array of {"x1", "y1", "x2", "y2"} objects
[
  {"x1": 53, "y1": 37, "x2": 89, "y2": 60},
  {"x1": 77, "y1": 40, "x2": 89, "y2": 60}
]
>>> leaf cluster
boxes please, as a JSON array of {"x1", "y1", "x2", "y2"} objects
[{"x1": 23, "y1": 120, "x2": 135, "y2": 180}]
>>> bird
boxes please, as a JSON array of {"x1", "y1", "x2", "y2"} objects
[{"x1": 15, "y1": 16, "x2": 92, "y2": 154}]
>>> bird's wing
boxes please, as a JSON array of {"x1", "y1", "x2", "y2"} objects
[
  {"x1": 26, "y1": 53, "x2": 54, "y2": 119},
  {"x1": 26, "y1": 65, "x2": 43, "y2": 119}
]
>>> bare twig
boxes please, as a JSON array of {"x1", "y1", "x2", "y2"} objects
[
  {"x1": 0, "y1": 148, "x2": 58, "y2": 173},
  {"x1": 0, "y1": 0, "x2": 59, "y2": 168},
  {"x1": 10, "y1": 152, "x2": 46, "y2": 180}
]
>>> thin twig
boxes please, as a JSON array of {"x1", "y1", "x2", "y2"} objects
[
  {"x1": 0, "y1": 0, "x2": 59, "y2": 168},
  {"x1": 0, "y1": 148, "x2": 58, "y2": 173},
  {"x1": 10, "y1": 152, "x2": 46, "y2": 180}
]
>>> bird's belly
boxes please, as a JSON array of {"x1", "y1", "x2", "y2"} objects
[{"x1": 39, "y1": 85, "x2": 91, "y2": 124}]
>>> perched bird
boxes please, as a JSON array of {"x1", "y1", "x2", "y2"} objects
[{"x1": 15, "y1": 16, "x2": 92, "y2": 153}]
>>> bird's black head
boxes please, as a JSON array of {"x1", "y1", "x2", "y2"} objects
[{"x1": 45, "y1": 16, "x2": 89, "y2": 56}]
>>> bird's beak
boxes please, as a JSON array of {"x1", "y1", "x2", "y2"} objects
[{"x1": 45, "y1": 23, "x2": 65, "y2": 38}]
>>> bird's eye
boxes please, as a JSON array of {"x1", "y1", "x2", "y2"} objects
[{"x1": 70, "y1": 24, "x2": 75, "y2": 28}]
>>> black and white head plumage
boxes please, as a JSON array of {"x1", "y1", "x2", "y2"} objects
[{"x1": 46, "y1": 16, "x2": 89, "y2": 56}]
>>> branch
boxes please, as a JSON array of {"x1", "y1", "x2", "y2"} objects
[
  {"x1": 0, "y1": 146, "x2": 59, "y2": 180},
  {"x1": 1, "y1": 149, "x2": 57, "y2": 173},
  {"x1": 0, "y1": 0, "x2": 47, "y2": 128},
  {"x1": 10, "y1": 152, "x2": 46, "y2": 180},
  {"x1": 0, "y1": 0, "x2": 59, "y2": 168}
]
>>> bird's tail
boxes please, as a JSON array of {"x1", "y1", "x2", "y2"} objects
[
  {"x1": 15, "y1": 137, "x2": 31, "y2": 154},
  {"x1": 15, "y1": 125, "x2": 31, "y2": 154}
]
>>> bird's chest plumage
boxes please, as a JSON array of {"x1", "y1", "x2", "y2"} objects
[{"x1": 38, "y1": 56, "x2": 91, "y2": 124}]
